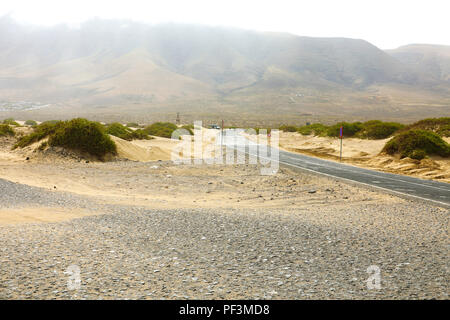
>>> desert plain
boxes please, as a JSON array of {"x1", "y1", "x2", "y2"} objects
[{"x1": 0, "y1": 124, "x2": 448, "y2": 299}]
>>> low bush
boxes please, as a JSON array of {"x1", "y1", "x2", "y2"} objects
[
  {"x1": 13, "y1": 121, "x2": 63, "y2": 148},
  {"x1": 326, "y1": 122, "x2": 363, "y2": 137},
  {"x1": 402, "y1": 117, "x2": 450, "y2": 137},
  {"x1": 14, "y1": 118, "x2": 117, "y2": 159},
  {"x1": 144, "y1": 122, "x2": 178, "y2": 138},
  {"x1": 279, "y1": 125, "x2": 297, "y2": 132},
  {"x1": 0, "y1": 124, "x2": 15, "y2": 137},
  {"x1": 382, "y1": 129, "x2": 450, "y2": 160},
  {"x1": 132, "y1": 129, "x2": 153, "y2": 140},
  {"x1": 24, "y1": 120, "x2": 38, "y2": 126},
  {"x1": 126, "y1": 122, "x2": 140, "y2": 128},
  {"x1": 358, "y1": 121, "x2": 404, "y2": 139},
  {"x1": 106, "y1": 123, "x2": 133, "y2": 140},
  {"x1": 297, "y1": 123, "x2": 328, "y2": 136},
  {"x1": 105, "y1": 123, "x2": 151, "y2": 141},
  {"x1": 49, "y1": 118, "x2": 116, "y2": 158},
  {"x1": 437, "y1": 124, "x2": 450, "y2": 137},
  {"x1": 181, "y1": 125, "x2": 194, "y2": 135},
  {"x1": 2, "y1": 118, "x2": 19, "y2": 126}
]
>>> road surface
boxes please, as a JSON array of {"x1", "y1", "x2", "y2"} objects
[{"x1": 220, "y1": 129, "x2": 450, "y2": 208}]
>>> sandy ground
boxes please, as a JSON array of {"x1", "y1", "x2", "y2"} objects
[
  {"x1": 0, "y1": 125, "x2": 447, "y2": 224},
  {"x1": 110, "y1": 135, "x2": 174, "y2": 161},
  {"x1": 0, "y1": 207, "x2": 96, "y2": 224},
  {"x1": 0, "y1": 126, "x2": 448, "y2": 300},
  {"x1": 0, "y1": 158, "x2": 398, "y2": 214},
  {"x1": 276, "y1": 132, "x2": 450, "y2": 183},
  {"x1": 0, "y1": 129, "x2": 402, "y2": 222}
]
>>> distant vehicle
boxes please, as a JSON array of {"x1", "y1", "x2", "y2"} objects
[{"x1": 210, "y1": 124, "x2": 221, "y2": 129}]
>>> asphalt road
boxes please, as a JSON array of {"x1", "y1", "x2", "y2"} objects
[{"x1": 220, "y1": 129, "x2": 450, "y2": 208}]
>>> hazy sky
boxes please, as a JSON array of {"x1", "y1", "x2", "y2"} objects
[{"x1": 1, "y1": 0, "x2": 449, "y2": 49}]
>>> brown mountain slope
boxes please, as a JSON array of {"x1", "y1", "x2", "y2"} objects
[
  {"x1": 0, "y1": 17, "x2": 449, "y2": 122},
  {"x1": 386, "y1": 44, "x2": 450, "y2": 83}
]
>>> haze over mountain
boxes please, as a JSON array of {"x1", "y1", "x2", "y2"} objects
[
  {"x1": 386, "y1": 44, "x2": 450, "y2": 83},
  {"x1": 0, "y1": 16, "x2": 449, "y2": 124}
]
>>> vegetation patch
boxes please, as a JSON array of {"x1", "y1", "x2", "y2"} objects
[
  {"x1": 326, "y1": 122, "x2": 363, "y2": 137},
  {"x1": 294, "y1": 121, "x2": 403, "y2": 139},
  {"x1": 2, "y1": 118, "x2": 20, "y2": 126},
  {"x1": 14, "y1": 118, "x2": 117, "y2": 159},
  {"x1": 382, "y1": 129, "x2": 450, "y2": 160},
  {"x1": 126, "y1": 122, "x2": 140, "y2": 128},
  {"x1": 181, "y1": 125, "x2": 194, "y2": 135},
  {"x1": 24, "y1": 120, "x2": 38, "y2": 126},
  {"x1": 0, "y1": 124, "x2": 15, "y2": 137},
  {"x1": 49, "y1": 118, "x2": 117, "y2": 158},
  {"x1": 105, "y1": 123, "x2": 151, "y2": 141},
  {"x1": 144, "y1": 122, "x2": 179, "y2": 138},
  {"x1": 358, "y1": 120, "x2": 404, "y2": 139},
  {"x1": 279, "y1": 125, "x2": 297, "y2": 132},
  {"x1": 13, "y1": 121, "x2": 64, "y2": 149},
  {"x1": 401, "y1": 117, "x2": 450, "y2": 137},
  {"x1": 297, "y1": 123, "x2": 328, "y2": 136}
]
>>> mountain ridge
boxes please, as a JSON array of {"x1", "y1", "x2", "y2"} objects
[{"x1": 0, "y1": 17, "x2": 449, "y2": 122}]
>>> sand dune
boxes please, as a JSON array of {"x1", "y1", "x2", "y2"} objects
[{"x1": 110, "y1": 135, "x2": 173, "y2": 161}]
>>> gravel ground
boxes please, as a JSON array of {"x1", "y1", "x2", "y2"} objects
[
  {"x1": 0, "y1": 178, "x2": 98, "y2": 210},
  {"x1": 0, "y1": 178, "x2": 448, "y2": 300}
]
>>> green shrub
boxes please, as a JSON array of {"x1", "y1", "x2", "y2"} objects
[
  {"x1": 132, "y1": 129, "x2": 153, "y2": 140},
  {"x1": 181, "y1": 125, "x2": 194, "y2": 135},
  {"x1": 403, "y1": 117, "x2": 450, "y2": 137},
  {"x1": 383, "y1": 129, "x2": 450, "y2": 160},
  {"x1": 359, "y1": 121, "x2": 404, "y2": 139},
  {"x1": 437, "y1": 124, "x2": 450, "y2": 137},
  {"x1": 126, "y1": 122, "x2": 140, "y2": 128},
  {"x1": 24, "y1": 120, "x2": 38, "y2": 126},
  {"x1": 409, "y1": 149, "x2": 427, "y2": 160},
  {"x1": 14, "y1": 118, "x2": 117, "y2": 159},
  {"x1": 106, "y1": 123, "x2": 150, "y2": 140},
  {"x1": 13, "y1": 121, "x2": 63, "y2": 148},
  {"x1": 41, "y1": 120, "x2": 61, "y2": 125},
  {"x1": 297, "y1": 123, "x2": 328, "y2": 136},
  {"x1": 106, "y1": 123, "x2": 134, "y2": 140},
  {"x1": 0, "y1": 124, "x2": 15, "y2": 137},
  {"x1": 49, "y1": 118, "x2": 116, "y2": 158},
  {"x1": 279, "y1": 125, "x2": 297, "y2": 132},
  {"x1": 144, "y1": 122, "x2": 178, "y2": 138},
  {"x1": 327, "y1": 122, "x2": 363, "y2": 137},
  {"x1": 2, "y1": 118, "x2": 19, "y2": 126}
]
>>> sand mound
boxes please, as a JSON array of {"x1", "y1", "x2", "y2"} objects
[{"x1": 110, "y1": 135, "x2": 172, "y2": 161}]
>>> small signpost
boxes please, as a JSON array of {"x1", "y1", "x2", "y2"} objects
[{"x1": 339, "y1": 125, "x2": 343, "y2": 162}]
